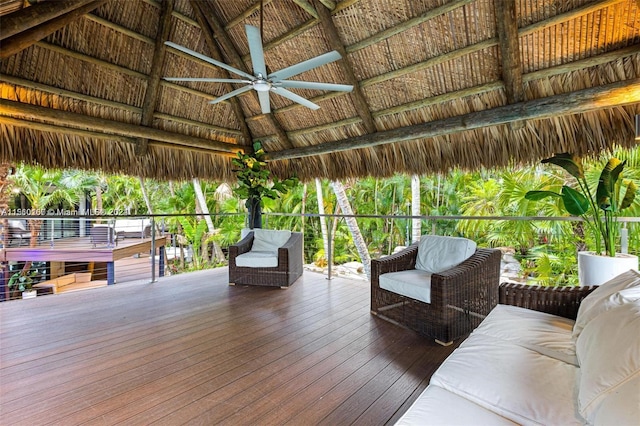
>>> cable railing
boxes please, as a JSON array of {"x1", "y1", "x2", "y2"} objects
[{"x1": 1, "y1": 212, "x2": 638, "y2": 301}]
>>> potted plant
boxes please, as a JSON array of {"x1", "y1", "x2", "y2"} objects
[
  {"x1": 8, "y1": 270, "x2": 38, "y2": 299},
  {"x1": 525, "y1": 153, "x2": 638, "y2": 285},
  {"x1": 232, "y1": 141, "x2": 298, "y2": 229}
]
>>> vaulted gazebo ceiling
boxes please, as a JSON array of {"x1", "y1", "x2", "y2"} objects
[{"x1": 0, "y1": 0, "x2": 639, "y2": 182}]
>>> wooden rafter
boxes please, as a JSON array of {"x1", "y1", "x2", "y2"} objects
[
  {"x1": 267, "y1": 78, "x2": 640, "y2": 161},
  {"x1": 198, "y1": 2, "x2": 294, "y2": 150},
  {"x1": 314, "y1": 0, "x2": 376, "y2": 133},
  {"x1": 0, "y1": 99, "x2": 241, "y2": 155},
  {"x1": 189, "y1": 0, "x2": 253, "y2": 146},
  {"x1": 0, "y1": 0, "x2": 107, "y2": 59},
  {"x1": 0, "y1": 0, "x2": 96, "y2": 40},
  {"x1": 136, "y1": 0, "x2": 175, "y2": 156},
  {"x1": 495, "y1": 0, "x2": 524, "y2": 130}
]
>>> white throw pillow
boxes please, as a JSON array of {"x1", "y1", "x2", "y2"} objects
[
  {"x1": 415, "y1": 235, "x2": 476, "y2": 274},
  {"x1": 251, "y1": 229, "x2": 292, "y2": 253},
  {"x1": 575, "y1": 300, "x2": 640, "y2": 424},
  {"x1": 572, "y1": 269, "x2": 640, "y2": 339}
]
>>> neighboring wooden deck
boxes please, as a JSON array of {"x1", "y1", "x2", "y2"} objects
[
  {"x1": 0, "y1": 268, "x2": 460, "y2": 425},
  {"x1": 2, "y1": 235, "x2": 166, "y2": 262}
]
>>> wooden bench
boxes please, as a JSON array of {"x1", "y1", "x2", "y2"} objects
[{"x1": 33, "y1": 273, "x2": 107, "y2": 294}]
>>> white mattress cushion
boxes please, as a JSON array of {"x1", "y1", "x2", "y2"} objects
[
  {"x1": 474, "y1": 304, "x2": 578, "y2": 365},
  {"x1": 379, "y1": 269, "x2": 432, "y2": 304},
  {"x1": 251, "y1": 228, "x2": 292, "y2": 253},
  {"x1": 396, "y1": 384, "x2": 518, "y2": 426},
  {"x1": 592, "y1": 374, "x2": 640, "y2": 426},
  {"x1": 572, "y1": 269, "x2": 640, "y2": 339},
  {"x1": 415, "y1": 235, "x2": 476, "y2": 274},
  {"x1": 575, "y1": 300, "x2": 640, "y2": 424},
  {"x1": 430, "y1": 333, "x2": 583, "y2": 425},
  {"x1": 235, "y1": 251, "x2": 278, "y2": 268}
]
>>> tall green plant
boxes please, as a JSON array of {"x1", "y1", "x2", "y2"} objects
[
  {"x1": 525, "y1": 153, "x2": 637, "y2": 257},
  {"x1": 232, "y1": 141, "x2": 297, "y2": 229}
]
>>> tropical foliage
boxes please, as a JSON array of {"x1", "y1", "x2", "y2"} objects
[{"x1": 4, "y1": 146, "x2": 639, "y2": 289}]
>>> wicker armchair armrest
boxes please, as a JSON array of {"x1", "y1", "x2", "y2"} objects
[
  {"x1": 499, "y1": 282, "x2": 597, "y2": 320},
  {"x1": 228, "y1": 232, "x2": 254, "y2": 260},
  {"x1": 371, "y1": 244, "x2": 419, "y2": 288},
  {"x1": 278, "y1": 232, "x2": 303, "y2": 271},
  {"x1": 430, "y1": 248, "x2": 501, "y2": 310}
]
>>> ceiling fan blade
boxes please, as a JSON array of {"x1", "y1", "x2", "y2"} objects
[
  {"x1": 276, "y1": 81, "x2": 353, "y2": 92},
  {"x1": 272, "y1": 87, "x2": 320, "y2": 110},
  {"x1": 245, "y1": 25, "x2": 267, "y2": 77},
  {"x1": 208, "y1": 85, "x2": 253, "y2": 104},
  {"x1": 258, "y1": 91, "x2": 271, "y2": 114},
  {"x1": 269, "y1": 50, "x2": 342, "y2": 81},
  {"x1": 164, "y1": 77, "x2": 251, "y2": 83},
  {"x1": 165, "y1": 41, "x2": 255, "y2": 80}
]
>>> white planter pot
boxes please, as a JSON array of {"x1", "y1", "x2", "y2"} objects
[
  {"x1": 22, "y1": 290, "x2": 37, "y2": 299},
  {"x1": 578, "y1": 251, "x2": 639, "y2": 286}
]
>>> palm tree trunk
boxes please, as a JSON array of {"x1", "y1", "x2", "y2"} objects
[
  {"x1": 330, "y1": 180, "x2": 371, "y2": 278},
  {"x1": 192, "y1": 178, "x2": 214, "y2": 233},
  {"x1": 315, "y1": 179, "x2": 329, "y2": 265},
  {"x1": 411, "y1": 175, "x2": 421, "y2": 243}
]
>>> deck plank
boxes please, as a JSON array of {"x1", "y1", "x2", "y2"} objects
[{"x1": 0, "y1": 267, "x2": 458, "y2": 426}]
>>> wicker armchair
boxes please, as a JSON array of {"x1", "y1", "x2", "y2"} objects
[
  {"x1": 371, "y1": 244, "x2": 502, "y2": 345},
  {"x1": 498, "y1": 282, "x2": 596, "y2": 320},
  {"x1": 228, "y1": 231, "x2": 303, "y2": 288}
]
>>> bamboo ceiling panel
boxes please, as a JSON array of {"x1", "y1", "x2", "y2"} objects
[{"x1": 0, "y1": 0, "x2": 638, "y2": 181}]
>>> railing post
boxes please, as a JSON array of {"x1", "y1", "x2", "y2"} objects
[
  {"x1": 150, "y1": 216, "x2": 156, "y2": 283},
  {"x1": 326, "y1": 219, "x2": 332, "y2": 281}
]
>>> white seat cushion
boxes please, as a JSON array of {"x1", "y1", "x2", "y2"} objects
[
  {"x1": 235, "y1": 251, "x2": 278, "y2": 268},
  {"x1": 415, "y1": 235, "x2": 476, "y2": 274},
  {"x1": 576, "y1": 300, "x2": 640, "y2": 424},
  {"x1": 430, "y1": 333, "x2": 584, "y2": 425},
  {"x1": 379, "y1": 269, "x2": 432, "y2": 304},
  {"x1": 572, "y1": 269, "x2": 640, "y2": 339},
  {"x1": 474, "y1": 304, "x2": 578, "y2": 365},
  {"x1": 396, "y1": 384, "x2": 518, "y2": 426},
  {"x1": 593, "y1": 374, "x2": 640, "y2": 426}
]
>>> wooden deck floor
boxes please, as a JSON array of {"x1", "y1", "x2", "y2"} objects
[{"x1": 0, "y1": 268, "x2": 460, "y2": 426}]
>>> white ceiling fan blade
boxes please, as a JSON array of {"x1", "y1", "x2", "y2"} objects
[
  {"x1": 164, "y1": 77, "x2": 251, "y2": 83},
  {"x1": 269, "y1": 51, "x2": 342, "y2": 81},
  {"x1": 276, "y1": 81, "x2": 353, "y2": 92},
  {"x1": 272, "y1": 87, "x2": 320, "y2": 110},
  {"x1": 245, "y1": 25, "x2": 267, "y2": 77},
  {"x1": 165, "y1": 41, "x2": 255, "y2": 80},
  {"x1": 208, "y1": 85, "x2": 253, "y2": 104},
  {"x1": 258, "y1": 91, "x2": 271, "y2": 114}
]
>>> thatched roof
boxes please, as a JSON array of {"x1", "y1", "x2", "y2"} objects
[{"x1": 1, "y1": 0, "x2": 639, "y2": 182}]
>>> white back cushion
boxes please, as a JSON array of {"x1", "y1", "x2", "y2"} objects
[
  {"x1": 576, "y1": 300, "x2": 640, "y2": 424},
  {"x1": 251, "y1": 229, "x2": 292, "y2": 253},
  {"x1": 572, "y1": 269, "x2": 640, "y2": 339},
  {"x1": 415, "y1": 235, "x2": 476, "y2": 274}
]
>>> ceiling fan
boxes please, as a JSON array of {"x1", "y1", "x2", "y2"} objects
[{"x1": 164, "y1": 24, "x2": 353, "y2": 114}]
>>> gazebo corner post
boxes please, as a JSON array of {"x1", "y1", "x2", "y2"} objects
[{"x1": 326, "y1": 218, "x2": 332, "y2": 281}]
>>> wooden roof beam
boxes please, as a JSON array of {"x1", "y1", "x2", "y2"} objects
[
  {"x1": 495, "y1": 0, "x2": 524, "y2": 130},
  {"x1": 0, "y1": 0, "x2": 97, "y2": 40},
  {"x1": 0, "y1": 1, "x2": 107, "y2": 59},
  {"x1": 258, "y1": 46, "x2": 639, "y2": 139},
  {"x1": 0, "y1": 98, "x2": 241, "y2": 155},
  {"x1": 189, "y1": 0, "x2": 253, "y2": 147},
  {"x1": 137, "y1": 0, "x2": 174, "y2": 156},
  {"x1": 267, "y1": 78, "x2": 640, "y2": 161},
  {"x1": 197, "y1": 1, "x2": 295, "y2": 150},
  {"x1": 314, "y1": 0, "x2": 376, "y2": 134}
]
